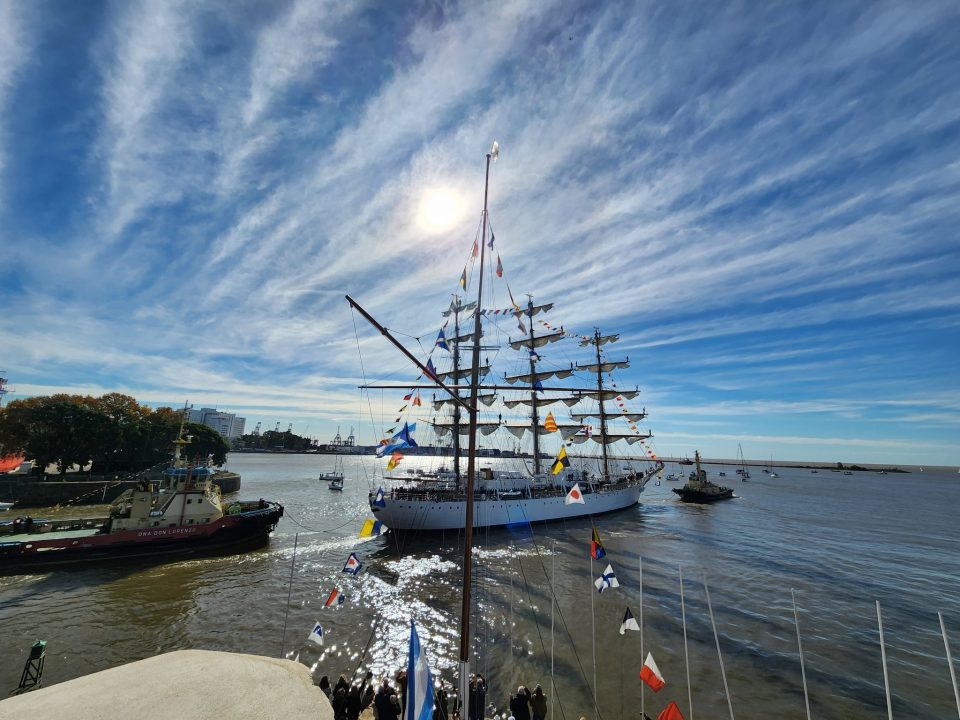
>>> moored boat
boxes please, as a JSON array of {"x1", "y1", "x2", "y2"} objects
[
  {"x1": 673, "y1": 451, "x2": 734, "y2": 503},
  {"x1": 0, "y1": 428, "x2": 283, "y2": 575}
]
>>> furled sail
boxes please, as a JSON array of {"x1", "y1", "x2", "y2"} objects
[
  {"x1": 509, "y1": 332, "x2": 564, "y2": 350},
  {"x1": 431, "y1": 421, "x2": 500, "y2": 436},
  {"x1": 504, "y1": 423, "x2": 582, "y2": 438},
  {"x1": 503, "y1": 367, "x2": 575, "y2": 384},
  {"x1": 579, "y1": 333, "x2": 619, "y2": 346},
  {"x1": 503, "y1": 396, "x2": 580, "y2": 409},
  {"x1": 433, "y1": 393, "x2": 496, "y2": 410},
  {"x1": 575, "y1": 359, "x2": 629, "y2": 373},
  {"x1": 442, "y1": 301, "x2": 477, "y2": 317},
  {"x1": 524, "y1": 302, "x2": 554, "y2": 317},
  {"x1": 567, "y1": 432, "x2": 651, "y2": 445},
  {"x1": 571, "y1": 411, "x2": 646, "y2": 422},
  {"x1": 573, "y1": 389, "x2": 639, "y2": 401},
  {"x1": 435, "y1": 364, "x2": 491, "y2": 382},
  {"x1": 449, "y1": 330, "x2": 478, "y2": 344}
]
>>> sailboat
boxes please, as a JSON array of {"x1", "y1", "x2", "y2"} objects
[
  {"x1": 320, "y1": 457, "x2": 345, "y2": 490},
  {"x1": 349, "y1": 149, "x2": 661, "y2": 533},
  {"x1": 348, "y1": 141, "x2": 663, "y2": 708},
  {"x1": 736, "y1": 443, "x2": 750, "y2": 481}
]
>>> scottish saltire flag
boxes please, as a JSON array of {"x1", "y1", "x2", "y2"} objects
[
  {"x1": 405, "y1": 621, "x2": 435, "y2": 720},
  {"x1": 308, "y1": 622, "x2": 324, "y2": 646},
  {"x1": 324, "y1": 588, "x2": 345, "y2": 607},
  {"x1": 591, "y1": 527, "x2": 606, "y2": 560},
  {"x1": 595, "y1": 564, "x2": 619, "y2": 593},
  {"x1": 373, "y1": 487, "x2": 386, "y2": 508},
  {"x1": 620, "y1": 607, "x2": 640, "y2": 635},
  {"x1": 359, "y1": 519, "x2": 387, "y2": 538},
  {"x1": 435, "y1": 328, "x2": 449, "y2": 351},
  {"x1": 342, "y1": 553, "x2": 362, "y2": 575}
]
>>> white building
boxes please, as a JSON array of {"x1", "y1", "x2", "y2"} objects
[{"x1": 188, "y1": 407, "x2": 246, "y2": 440}]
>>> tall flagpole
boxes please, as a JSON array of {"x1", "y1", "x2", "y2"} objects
[
  {"x1": 550, "y1": 539, "x2": 556, "y2": 720},
  {"x1": 877, "y1": 601, "x2": 893, "y2": 720},
  {"x1": 591, "y1": 552, "x2": 598, "y2": 719},
  {"x1": 939, "y1": 611, "x2": 960, "y2": 720},
  {"x1": 791, "y1": 589, "x2": 812, "y2": 720},
  {"x1": 279, "y1": 532, "x2": 299, "y2": 659},
  {"x1": 639, "y1": 555, "x2": 644, "y2": 720},
  {"x1": 680, "y1": 566, "x2": 693, "y2": 720},
  {"x1": 457, "y1": 142, "x2": 495, "y2": 711},
  {"x1": 703, "y1": 575, "x2": 735, "y2": 720}
]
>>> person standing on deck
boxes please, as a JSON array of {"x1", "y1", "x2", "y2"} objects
[{"x1": 529, "y1": 685, "x2": 547, "y2": 720}]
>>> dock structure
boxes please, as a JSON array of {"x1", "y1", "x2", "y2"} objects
[{"x1": 0, "y1": 650, "x2": 332, "y2": 720}]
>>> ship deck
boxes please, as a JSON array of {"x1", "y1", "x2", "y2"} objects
[{"x1": 3, "y1": 527, "x2": 100, "y2": 543}]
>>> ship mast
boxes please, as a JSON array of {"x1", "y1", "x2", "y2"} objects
[
  {"x1": 452, "y1": 299, "x2": 463, "y2": 487},
  {"x1": 593, "y1": 329, "x2": 611, "y2": 481},
  {"x1": 458, "y1": 141, "x2": 496, "y2": 708},
  {"x1": 526, "y1": 297, "x2": 542, "y2": 474}
]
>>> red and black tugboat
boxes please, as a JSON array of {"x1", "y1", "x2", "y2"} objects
[
  {"x1": 0, "y1": 428, "x2": 283, "y2": 575},
  {"x1": 673, "y1": 451, "x2": 734, "y2": 503}
]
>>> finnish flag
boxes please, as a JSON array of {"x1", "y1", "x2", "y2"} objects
[
  {"x1": 594, "y1": 563, "x2": 620, "y2": 593},
  {"x1": 308, "y1": 622, "x2": 324, "y2": 646},
  {"x1": 405, "y1": 621, "x2": 434, "y2": 720}
]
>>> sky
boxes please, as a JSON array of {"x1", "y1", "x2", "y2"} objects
[{"x1": 1, "y1": 0, "x2": 959, "y2": 466}]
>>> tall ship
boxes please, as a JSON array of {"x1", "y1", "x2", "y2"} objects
[
  {"x1": 351, "y1": 143, "x2": 662, "y2": 532},
  {"x1": 0, "y1": 427, "x2": 283, "y2": 574}
]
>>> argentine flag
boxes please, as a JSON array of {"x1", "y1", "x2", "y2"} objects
[{"x1": 405, "y1": 621, "x2": 434, "y2": 720}]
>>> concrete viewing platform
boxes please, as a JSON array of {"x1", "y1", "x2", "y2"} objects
[{"x1": 0, "y1": 649, "x2": 333, "y2": 720}]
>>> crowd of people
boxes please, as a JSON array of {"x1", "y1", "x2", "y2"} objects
[{"x1": 318, "y1": 670, "x2": 553, "y2": 720}]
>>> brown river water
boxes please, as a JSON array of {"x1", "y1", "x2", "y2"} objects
[{"x1": 1, "y1": 453, "x2": 958, "y2": 720}]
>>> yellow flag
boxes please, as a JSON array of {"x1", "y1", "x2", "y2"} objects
[
  {"x1": 544, "y1": 412, "x2": 558, "y2": 433},
  {"x1": 386, "y1": 450, "x2": 403, "y2": 471},
  {"x1": 551, "y1": 446, "x2": 570, "y2": 475}
]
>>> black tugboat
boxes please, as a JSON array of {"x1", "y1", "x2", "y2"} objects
[
  {"x1": 673, "y1": 451, "x2": 734, "y2": 503},
  {"x1": 0, "y1": 427, "x2": 283, "y2": 575}
]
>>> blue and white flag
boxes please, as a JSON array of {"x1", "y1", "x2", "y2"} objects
[
  {"x1": 343, "y1": 552, "x2": 362, "y2": 575},
  {"x1": 373, "y1": 487, "x2": 386, "y2": 508},
  {"x1": 595, "y1": 563, "x2": 620, "y2": 593},
  {"x1": 405, "y1": 621, "x2": 434, "y2": 720},
  {"x1": 308, "y1": 622, "x2": 324, "y2": 646},
  {"x1": 376, "y1": 422, "x2": 419, "y2": 458},
  {"x1": 435, "y1": 328, "x2": 449, "y2": 351}
]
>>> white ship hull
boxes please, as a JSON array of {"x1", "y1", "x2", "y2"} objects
[{"x1": 370, "y1": 483, "x2": 645, "y2": 531}]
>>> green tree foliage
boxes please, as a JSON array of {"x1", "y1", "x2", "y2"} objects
[
  {"x1": 0, "y1": 394, "x2": 230, "y2": 474},
  {"x1": 235, "y1": 429, "x2": 316, "y2": 452}
]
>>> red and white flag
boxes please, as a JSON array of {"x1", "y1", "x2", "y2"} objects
[
  {"x1": 639, "y1": 652, "x2": 665, "y2": 692},
  {"x1": 565, "y1": 483, "x2": 585, "y2": 505},
  {"x1": 656, "y1": 701, "x2": 684, "y2": 720}
]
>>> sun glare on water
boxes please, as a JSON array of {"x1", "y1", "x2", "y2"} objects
[{"x1": 416, "y1": 187, "x2": 465, "y2": 234}]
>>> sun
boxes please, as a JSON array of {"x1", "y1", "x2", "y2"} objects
[{"x1": 416, "y1": 187, "x2": 465, "y2": 234}]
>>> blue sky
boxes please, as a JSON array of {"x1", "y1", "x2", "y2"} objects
[{"x1": 1, "y1": 0, "x2": 958, "y2": 466}]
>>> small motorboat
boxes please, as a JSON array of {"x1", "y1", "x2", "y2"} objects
[{"x1": 321, "y1": 458, "x2": 346, "y2": 490}]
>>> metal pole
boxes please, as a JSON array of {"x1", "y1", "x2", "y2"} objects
[
  {"x1": 510, "y1": 573, "x2": 514, "y2": 658},
  {"x1": 791, "y1": 589, "x2": 812, "y2": 720},
  {"x1": 640, "y1": 555, "x2": 644, "y2": 719},
  {"x1": 939, "y1": 611, "x2": 960, "y2": 720},
  {"x1": 279, "y1": 532, "x2": 299, "y2": 658},
  {"x1": 551, "y1": 539, "x2": 556, "y2": 720},
  {"x1": 680, "y1": 566, "x2": 693, "y2": 720},
  {"x1": 703, "y1": 575, "x2": 735, "y2": 720},
  {"x1": 877, "y1": 601, "x2": 893, "y2": 720},
  {"x1": 591, "y1": 552, "x2": 597, "y2": 718}
]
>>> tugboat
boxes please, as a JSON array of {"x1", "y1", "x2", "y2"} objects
[
  {"x1": 0, "y1": 427, "x2": 283, "y2": 575},
  {"x1": 673, "y1": 451, "x2": 734, "y2": 503}
]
